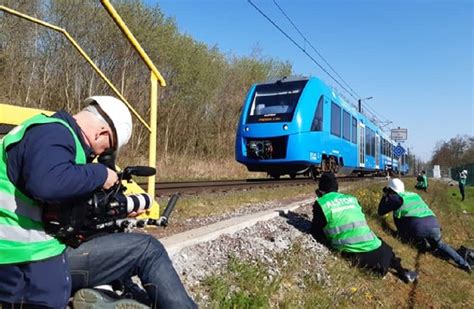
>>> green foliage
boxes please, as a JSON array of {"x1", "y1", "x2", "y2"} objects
[
  {"x1": 0, "y1": 0, "x2": 293, "y2": 164},
  {"x1": 431, "y1": 135, "x2": 474, "y2": 167},
  {"x1": 203, "y1": 255, "x2": 280, "y2": 308},
  {"x1": 196, "y1": 180, "x2": 474, "y2": 307}
]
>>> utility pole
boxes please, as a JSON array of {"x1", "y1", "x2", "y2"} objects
[{"x1": 358, "y1": 96, "x2": 372, "y2": 113}]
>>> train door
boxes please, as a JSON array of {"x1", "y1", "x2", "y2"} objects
[
  {"x1": 358, "y1": 123, "x2": 365, "y2": 167},
  {"x1": 375, "y1": 134, "x2": 380, "y2": 169}
]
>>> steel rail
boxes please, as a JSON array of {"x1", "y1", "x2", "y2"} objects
[{"x1": 140, "y1": 176, "x2": 380, "y2": 196}]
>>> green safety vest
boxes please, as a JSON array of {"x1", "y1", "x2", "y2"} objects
[
  {"x1": 0, "y1": 114, "x2": 86, "y2": 264},
  {"x1": 416, "y1": 175, "x2": 428, "y2": 189},
  {"x1": 423, "y1": 175, "x2": 428, "y2": 188},
  {"x1": 318, "y1": 192, "x2": 381, "y2": 253},
  {"x1": 394, "y1": 191, "x2": 435, "y2": 219}
]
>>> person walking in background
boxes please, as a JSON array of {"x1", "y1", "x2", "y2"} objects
[
  {"x1": 378, "y1": 178, "x2": 471, "y2": 273},
  {"x1": 311, "y1": 173, "x2": 418, "y2": 284},
  {"x1": 458, "y1": 170, "x2": 468, "y2": 201},
  {"x1": 415, "y1": 170, "x2": 428, "y2": 192}
]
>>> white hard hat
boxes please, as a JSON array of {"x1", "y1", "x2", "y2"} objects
[
  {"x1": 388, "y1": 178, "x2": 405, "y2": 194},
  {"x1": 462, "y1": 170, "x2": 468, "y2": 175},
  {"x1": 84, "y1": 96, "x2": 132, "y2": 151}
]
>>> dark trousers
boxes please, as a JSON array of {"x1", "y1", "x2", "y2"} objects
[
  {"x1": 0, "y1": 253, "x2": 70, "y2": 308},
  {"x1": 414, "y1": 227, "x2": 468, "y2": 267},
  {"x1": 459, "y1": 183, "x2": 465, "y2": 201},
  {"x1": 342, "y1": 240, "x2": 406, "y2": 277},
  {"x1": 66, "y1": 233, "x2": 197, "y2": 309}
]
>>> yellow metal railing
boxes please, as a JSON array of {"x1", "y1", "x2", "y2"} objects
[
  {"x1": 0, "y1": 104, "x2": 53, "y2": 124},
  {"x1": 100, "y1": 0, "x2": 164, "y2": 207},
  {"x1": 0, "y1": 6, "x2": 150, "y2": 131},
  {"x1": 0, "y1": 2, "x2": 167, "y2": 217}
]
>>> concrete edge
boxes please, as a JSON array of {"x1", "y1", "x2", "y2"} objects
[{"x1": 162, "y1": 198, "x2": 314, "y2": 255}]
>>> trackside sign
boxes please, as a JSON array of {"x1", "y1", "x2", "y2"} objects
[{"x1": 391, "y1": 128, "x2": 408, "y2": 141}]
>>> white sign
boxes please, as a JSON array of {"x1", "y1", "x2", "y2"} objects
[
  {"x1": 391, "y1": 128, "x2": 408, "y2": 141},
  {"x1": 433, "y1": 165, "x2": 441, "y2": 179}
]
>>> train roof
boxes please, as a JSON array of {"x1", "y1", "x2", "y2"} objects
[
  {"x1": 255, "y1": 76, "x2": 399, "y2": 142},
  {"x1": 259, "y1": 76, "x2": 309, "y2": 85}
]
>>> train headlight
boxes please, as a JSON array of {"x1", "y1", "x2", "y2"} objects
[
  {"x1": 283, "y1": 124, "x2": 288, "y2": 130},
  {"x1": 244, "y1": 126, "x2": 250, "y2": 132}
]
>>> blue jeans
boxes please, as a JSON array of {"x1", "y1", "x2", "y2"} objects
[
  {"x1": 418, "y1": 227, "x2": 469, "y2": 268},
  {"x1": 0, "y1": 253, "x2": 70, "y2": 308},
  {"x1": 66, "y1": 233, "x2": 197, "y2": 308}
]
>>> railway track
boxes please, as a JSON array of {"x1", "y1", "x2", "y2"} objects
[{"x1": 139, "y1": 175, "x2": 379, "y2": 196}]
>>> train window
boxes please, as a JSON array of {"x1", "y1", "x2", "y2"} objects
[
  {"x1": 351, "y1": 117, "x2": 357, "y2": 144},
  {"x1": 311, "y1": 96, "x2": 324, "y2": 131},
  {"x1": 371, "y1": 132, "x2": 376, "y2": 156},
  {"x1": 365, "y1": 128, "x2": 371, "y2": 155},
  {"x1": 246, "y1": 80, "x2": 308, "y2": 123},
  {"x1": 330, "y1": 102, "x2": 341, "y2": 137},
  {"x1": 342, "y1": 110, "x2": 351, "y2": 141},
  {"x1": 366, "y1": 128, "x2": 375, "y2": 156}
]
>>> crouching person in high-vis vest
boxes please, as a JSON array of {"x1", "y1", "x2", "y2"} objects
[
  {"x1": 311, "y1": 172, "x2": 418, "y2": 283},
  {"x1": 0, "y1": 97, "x2": 129, "y2": 307},
  {"x1": 0, "y1": 96, "x2": 197, "y2": 309},
  {"x1": 378, "y1": 178, "x2": 471, "y2": 273}
]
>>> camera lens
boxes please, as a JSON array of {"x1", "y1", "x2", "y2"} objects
[{"x1": 125, "y1": 193, "x2": 152, "y2": 213}]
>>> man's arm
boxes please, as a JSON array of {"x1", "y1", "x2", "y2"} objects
[
  {"x1": 311, "y1": 200, "x2": 329, "y2": 246},
  {"x1": 8, "y1": 123, "x2": 108, "y2": 203},
  {"x1": 378, "y1": 191, "x2": 403, "y2": 216}
]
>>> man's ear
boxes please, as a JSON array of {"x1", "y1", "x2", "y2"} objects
[{"x1": 98, "y1": 149, "x2": 116, "y2": 171}]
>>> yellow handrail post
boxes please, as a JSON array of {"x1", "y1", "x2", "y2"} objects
[
  {"x1": 1, "y1": 2, "x2": 166, "y2": 218},
  {"x1": 0, "y1": 5, "x2": 150, "y2": 132},
  {"x1": 148, "y1": 73, "x2": 159, "y2": 200},
  {"x1": 100, "y1": 0, "x2": 167, "y2": 214}
]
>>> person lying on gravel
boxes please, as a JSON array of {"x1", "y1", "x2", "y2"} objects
[{"x1": 311, "y1": 172, "x2": 418, "y2": 283}]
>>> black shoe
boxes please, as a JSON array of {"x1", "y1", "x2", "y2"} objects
[
  {"x1": 73, "y1": 288, "x2": 150, "y2": 309},
  {"x1": 401, "y1": 270, "x2": 418, "y2": 283},
  {"x1": 460, "y1": 264, "x2": 472, "y2": 274}
]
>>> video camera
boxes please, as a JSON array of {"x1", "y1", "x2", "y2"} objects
[{"x1": 43, "y1": 161, "x2": 178, "y2": 248}]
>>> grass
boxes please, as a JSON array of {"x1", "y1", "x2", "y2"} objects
[
  {"x1": 155, "y1": 155, "x2": 267, "y2": 181},
  {"x1": 157, "y1": 184, "x2": 314, "y2": 219},
  {"x1": 197, "y1": 179, "x2": 474, "y2": 307}
]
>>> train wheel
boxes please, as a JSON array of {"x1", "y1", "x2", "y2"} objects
[
  {"x1": 270, "y1": 174, "x2": 280, "y2": 180},
  {"x1": 329, "y1": 157, "x2": 338, "y2": 173},
  {"x1": 289, "y1": 173, "x2": 296, "y2": 179},
  {"x1": 321, "y1": 159, "x2": 327, "y2": 172}
]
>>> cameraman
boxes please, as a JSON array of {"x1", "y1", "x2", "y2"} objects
[
  {"x1": 378, "y1": 178, "x2": 471, "y2": 273},
  {"x1": 311, "y1": 173, "x2": 418, "y2": 284},
  {"x1": 0, "y1": 96, "x2": 195, "y2": 308}
]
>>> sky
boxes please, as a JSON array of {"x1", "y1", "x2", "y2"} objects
[{"x1": 150, "y1": 0, "x2": 473, "y2": 162}]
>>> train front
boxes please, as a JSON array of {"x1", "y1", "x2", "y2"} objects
[{"x1": 235, "y1": 77, "x2": 317, "y2": 178}]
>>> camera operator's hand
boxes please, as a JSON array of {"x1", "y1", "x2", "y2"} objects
[
  {"x1": 127, "y1": 209, "x2": 147, "y2": 218},
  {"x1": 103, "y1": 168, "x2": 119, "y2": 189}
]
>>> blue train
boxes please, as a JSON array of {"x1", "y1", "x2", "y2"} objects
[{"x1": 235, "y1": 76, "x2": 409, "y2": 179}]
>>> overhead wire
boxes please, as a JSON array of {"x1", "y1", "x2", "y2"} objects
[
  {"x1": 248, "y1": 0, "x2": 393, "y2": 128},
  {"x1": 247, "y1": 0, "x2": 358, "y2": 101},
  {"x1": 272, "y1": 0, "x2": 361, "y2": 99}
]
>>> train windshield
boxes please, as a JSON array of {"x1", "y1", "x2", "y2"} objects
[{"x1": 246, "y1": 80, "x2": 308, "y2": 123}]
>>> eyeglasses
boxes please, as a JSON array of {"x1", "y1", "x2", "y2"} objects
[
  {"x1": 107, "y1": 130, "x2": 114, "y2": 150},
  {"x1": 103, "y1": 128, "x2": 115, "y2": 151}
]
